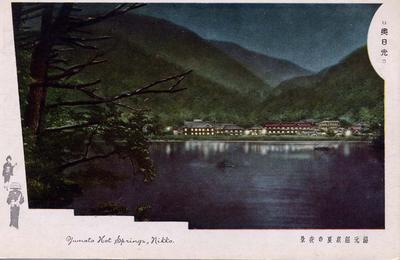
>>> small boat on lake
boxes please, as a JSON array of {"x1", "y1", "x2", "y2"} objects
[
  {"x1": 216, "y1": 159, "x2": 235, "y2": 169},
  {"x1": 314, "y1": 145, "x2": 335, "y2": 151}
]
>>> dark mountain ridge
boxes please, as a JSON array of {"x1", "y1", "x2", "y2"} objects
[
  {"x1": 258, "y1": 46, "x2": 383, "y2": 124},
  {"x1": 50, "y1": 13, "x2": 382, "y2": 126},
  {"x1": 96, "y1": 14, "x2": 271, "y2": 95},
  {"x1": 210, "y1": 40, "x2": 312, "y2": 87},
  {"x1": 60, "y1": 13, "x2": 275, "y2": 126}
]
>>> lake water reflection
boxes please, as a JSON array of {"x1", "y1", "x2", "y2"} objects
[{"x1": 72, "y1": 141, "x2": 384, "y2": 229}]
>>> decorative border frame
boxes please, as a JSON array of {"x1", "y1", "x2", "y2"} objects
[{"x1": 0, "y1": 0, "x2": 399, "y2": 258}]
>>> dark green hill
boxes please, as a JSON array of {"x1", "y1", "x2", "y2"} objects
[
  {"x1": 92, "y1": 14, "x2": 271, "y2": 96},
  {"x1": 57, "y1": 13, "x2": 272, "y2": 126},
  {"x1": 210, "y1": 40, "x2": 312, "y2": 87},
  {"x1": 44, "y1": 13, "x2": 381, "y2": 128},
  {"x1": 258, "y1": 46, "x2": 384, "y2": 125}
]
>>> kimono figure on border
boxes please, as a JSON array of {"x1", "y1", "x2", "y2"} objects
[
  {"x1": 3, "y1": 155, "x2": 17, "y2": 191},
  {"x1": 7, "y1": 182, "x2": 24, "y2": 229}
]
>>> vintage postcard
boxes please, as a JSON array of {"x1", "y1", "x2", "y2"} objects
[{"x1": 0, "y1": 0, "x2": 399, "y2": 259}]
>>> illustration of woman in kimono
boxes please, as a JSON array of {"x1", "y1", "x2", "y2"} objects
[
  {"x1": 3, "y1": 155, "x2": 17, "y2": 191},
  {"x1": 7, "y1": 182, "x2": 24, "y2": 229}
]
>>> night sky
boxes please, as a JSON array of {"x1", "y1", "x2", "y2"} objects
[{"x1": 136, "y1": 4, "x2": 380, "y2": 72}]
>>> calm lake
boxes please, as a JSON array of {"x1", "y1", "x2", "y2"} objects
[{"x1": 72, "y1": 141, "x2": 384, "y2": 229}]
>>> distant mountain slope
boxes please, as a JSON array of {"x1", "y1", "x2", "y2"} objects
[
  {"x1": 91, "y1": 14, "x2": 271, "y2": 96},
  {"x1": 210, "y1": 40, "x2": 312, "y2": 87},
  {"x1": 257, "y1": 46, "x2": 384, "y2": 124},
  {"x1": 57, "y1": 13, "x2": 271, "y2": 126},
  {"x1": 49, "y1": 13, "x2": 381, "y2": 127}
]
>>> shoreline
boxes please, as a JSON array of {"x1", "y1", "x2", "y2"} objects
[{"x1": 150, "y1": 138, "x2": 372, "y2": 144}]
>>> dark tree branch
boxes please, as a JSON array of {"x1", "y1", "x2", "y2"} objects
[
  {"x1": 71, "y1": 6, "x2": 83, "y2": 13},
  {"x1": 46, "y1": 79, "x2": 101, "y2": 90},
  {"x1": 20, "y1": 26, "x2": 32, "y2": 31},
  {"x1": 15, "y1": 31, "x2": 38, "y2": 42},
  {"x1": 48, "y1": 87, "x2": 187, "y2": 108},
  {"x1": 112, "y1": 101, "x2": 146, "y2": 112},
  {"x1": 20, "y1": 4, "x2": 45, "y2": 15},
  {"x1": 68, "y1": 3, "x2": 146, "y2": 30},
  {"x1": 47, "y1": 55, "x2": 107, "y2": 81},
  {"x1": 48, "y1": 52, "x2": 59, "y2": 59},
  {"x1": 43, "y1": 121, "x2": 101, "y2": 133},
  {"x1": 49, "y1": 58, "x2": 69, "y2": 65},
  {"x1": 48, "y1": 64, "x2": 67, "y2": 72},
  {"x1": 60, "y1": 38, "x2": 98, "y2": 50},
  {"x1": 61, "y1": 35, "x2": 112, "y2": 42},
  {"x1": 21, "y1": 12, "x2": 43, "y2": 22},
  {"x1": 83, "y1": 124, "x2": 100, "y2": 157},
  {"x1": 52, "y1": 47, "x2": 75, "y2": 52},
  {"x1": 46, "y1": 70, "x2": 192, "y2": 109},
  {"x1": 129, "y1": 156, "x2": 136, "y2": 174},
  {"x1": 78, "y1": 88, "x2": 102, "y2": 100},
  {"x1": 58, "y1": 34, "x2": 113, "y2": 49},
  {"x1": 18, "y1": 41, "x2": 38, "y2": 49},
  {"x1": 59, "y1": 150, "x2": 117, "y2": 170},
  {"x1": 133, "y1": 70, "x2": 191, "y2": 93},
  {"x1": 70, "y1": 28, "x2": 92, "y2": 34}
]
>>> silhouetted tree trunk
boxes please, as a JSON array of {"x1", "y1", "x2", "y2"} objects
[
  {"x1": 13, "y1": 3, "x2": 192, "y2": 197},
  {"x1": 24, "y1": 4, "x2": 74, "y2": 134},
  {"x1": 24, "y1": 6, "x2": 53, "y2": 133}
]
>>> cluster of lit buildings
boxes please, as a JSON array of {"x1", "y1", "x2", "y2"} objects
[
  {"x1": 180, "y1": 120, "x2": 245, "y2": 136},
  {"x1": 171, "y1": 119, "x2": 369, "y2": 137}
]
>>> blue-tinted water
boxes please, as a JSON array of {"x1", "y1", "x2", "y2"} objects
[{"x1": 72, "y1": 141, "x2": 384, "y2": 229}]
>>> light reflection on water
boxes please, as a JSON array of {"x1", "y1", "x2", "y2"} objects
[
  {"x1": 165, "y1": 143, "x2": 171, "y2": 155},
  {"x1": 72, "y1": 141, "x2": 384, "y2": 229},
  {"x1": 150, "y1": 141, "x2": 383, "y2": 229},
  {"x1": 157, "y1": 141, "x2": 346, "y2": 160}
]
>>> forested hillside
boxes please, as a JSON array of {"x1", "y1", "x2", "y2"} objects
[{"x1": 257, "y1": 46, "x2": 384, "y2": 127}]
